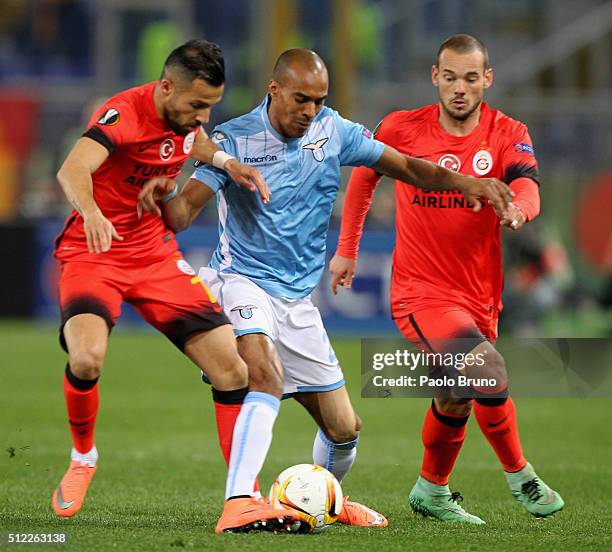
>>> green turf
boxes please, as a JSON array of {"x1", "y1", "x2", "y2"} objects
[{"x1": 1, "y1": 322, "x2": 610, "y2": 551}]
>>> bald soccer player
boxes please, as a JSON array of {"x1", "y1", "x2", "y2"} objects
[{"x1": 137, "y1": 48, "x2": 513, "y2": 527}]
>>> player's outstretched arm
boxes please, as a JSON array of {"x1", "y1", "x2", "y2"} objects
[
  {"x1": 372, "y1": 145, "x2": 513, "y2": 214},
  {"x1": 137, "y1": 177, "x2": 215, "y2": 233},
  {"x1": 191, "y1": 132, "x2": 270, "y2": 203},
  {"x1": 57, "y1": 137, "x2": 123, "y2": 253}
]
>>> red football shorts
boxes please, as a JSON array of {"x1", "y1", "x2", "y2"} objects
[
  {"x1": 58, "y1": 252, "x2": 230, "y2": 351},
  {"x1": 395, "y1": 305, "x2": 498, "y2": 355}
]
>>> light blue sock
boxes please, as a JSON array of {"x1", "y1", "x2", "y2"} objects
[
  {"x1": 225, "y1": 391, "x2": 280, "y2": 499},
  {"x1": 312, "y1": 429, "x2": 358, "y2": 482}
]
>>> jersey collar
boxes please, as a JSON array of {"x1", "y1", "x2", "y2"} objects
[
  {"x1": 260, "y1": 95, "x2": 302, "y2": 145},
  {"x1": 433, "y1": 101, "x2": 491, "y2": 142}
]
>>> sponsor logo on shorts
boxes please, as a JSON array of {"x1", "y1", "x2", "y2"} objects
[
  {"x1": 183, "y1": 131, "x2": 196, "y2": 154},
  {"x1": 302, "y1": 137, "x2": 329, "y2": 162},
  {"x1": 97, "y1": 108, "x2": 120, "y2": 126},
  {"x1": 472, "y1": 149, "x2": 493, "y2": 176},
  {"x1": 231, "y1": 304, "x2": 258, "y2": 319},
  {"x1": 160, "y1": 138, "x2": 175, "y2": 161},
  {"x1": 176, "y1": 259, "x2": 196, "y2": 275},
  {"x1": 438, "y1": 153, "x2": 461, "y2": 172}
]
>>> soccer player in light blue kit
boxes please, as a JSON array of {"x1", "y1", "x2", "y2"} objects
[{"x1": 138, "y1": 49, "x2": 512, "y2": 526}]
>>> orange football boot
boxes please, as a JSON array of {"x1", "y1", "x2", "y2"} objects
[
  {"x1": 336, "y1": 496, "x2": 388, "y2": 527},
  {"x1": 215, "y1": 497, "x2": 298, "y2": 533},
  {"x1": 52, "y1": 460, "x2": 97, "y2": 517}
]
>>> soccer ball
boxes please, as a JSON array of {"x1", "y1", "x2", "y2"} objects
[{"x1": 269, "y1": 464, "x2": 343, "y2": 533}]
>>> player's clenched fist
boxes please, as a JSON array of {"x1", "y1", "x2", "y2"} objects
[
  {"x1": 329, "y1": 254, "x2": 357, "y2": 295},
  {"x1": 500, "y1": 203, "x2": 526, "y2": 230},
  {"x1": 82, "y1": 208, "x2": 123, "y2": 254},
  {"x1": 456, "y1": 176, "x2": 514, "y2": 214}
]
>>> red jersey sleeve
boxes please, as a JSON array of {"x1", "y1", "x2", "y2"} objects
[
  {"x1": 501, "y1": 122, "x2": 541, "y2": 221},
  {"x1": 501, "y1": 123, "x2": 540, "y2": 186},
  {"x1": 337, "y1": 167, "x2": 381, "y2": 259},
  {"x1": 510, "y1": 178, "x2": 540, "y2": 222},
  {"x1": 82, "y1": 100, "x2": 139, "y2": 154},
  {"x1": 337, "y1": 114, "x2": 401, "y2": 259}
]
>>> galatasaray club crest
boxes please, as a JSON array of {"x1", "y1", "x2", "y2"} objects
[
  {"x1": 231, "y1": 305, "x2": 258, "y2": 320},
  {"x1": 438, "y1": 154, "x2": 461, "y2": 172},
  {"x1": 183, "y1": 131, "x2": 196, "y2": 154},
  {"x1": 472, "y1": 149, "x2": 493, "y2": 176}
]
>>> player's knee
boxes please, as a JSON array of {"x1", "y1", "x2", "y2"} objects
[
  {"x1": 220, "y1": 355, "x2": 249, "y2": 389},
  {"x1": 238, "y1": 334, "x2": 284, "y2": 397},
  {"x1": 68, "y1": 349, "x2": 104, "y2": 380},
  {"x1": 325, "y1": 424, "x2": 359, "y2": 444},
  {"x1": 484, "y1": 350, "x2": 508, "y2": 390},
  {"x1": 324, "y1": 409, "x2": 360, "y2": 443},
  {"x1": 248, "y1": 358, "x2": 283, "y2": 397},
  {"x1": 436, "y1": 397, "x2": 473, "y2": 417}
]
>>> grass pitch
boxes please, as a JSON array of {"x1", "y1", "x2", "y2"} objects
[{"x1": 1, "y1": 321, "x2": 610, "y2": 551}]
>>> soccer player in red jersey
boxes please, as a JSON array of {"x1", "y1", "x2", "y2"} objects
[
  {"x1": 330, "y1": 34, "x2": 564, "y2": 523},
  {"x1": 52, "y1": 39, "x2": 299, "y2": 533}
]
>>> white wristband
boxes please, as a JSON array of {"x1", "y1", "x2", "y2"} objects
[{"x1": 212, "y1": 150, "x2": 235, "y2": 170}]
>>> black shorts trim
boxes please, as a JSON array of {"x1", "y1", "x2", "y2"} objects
[
  {"x1": 163, "y1": 310, "x2": 231, "y2": 351},
  {"x1": 408, "y1": 313, "x2": 436, "y2": 354},
  {"x1": 443, "y1": 327, "x2": 488, "y2": 356},
  {"x1": 407, "y1": 313, "x2": 487, "y2": 356},
  {"x1": 59, "y1": 296, "x2": 114, "y2": 352}
]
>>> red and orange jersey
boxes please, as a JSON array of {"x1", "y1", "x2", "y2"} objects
[
  {"x1": 338, "y1": 102, "x2": 540, "y2": 322},
  {"x1": 55, "y1": 82, "x2": 200, "y2": 264}
]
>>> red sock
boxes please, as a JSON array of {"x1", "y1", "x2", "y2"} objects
[
  {"x1": 473, "y1": 396, "x2": 527, "y2": 472},
  {"x1": 63, "y1": 366, "x2": 98, "y2": 454},
  {"x1": 213, "y1": 401, "x2": 241, "y2": 465},
  {"x1": 420, "y1": 401, "x2": 469, "y2": 486},
  {"x1": 212, "y1": 389, "x2": 260, "y2": 495}
]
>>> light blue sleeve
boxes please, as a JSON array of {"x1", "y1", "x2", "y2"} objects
[
  {"x1": 336, "y1": 114, "x2": 385, "y2": 168},
  {"x1": 190, "y1": 128, "x2": 237, "y2": 192}
]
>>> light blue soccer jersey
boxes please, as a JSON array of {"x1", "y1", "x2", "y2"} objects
[{"x1": 192, "y1": 96, "x2": 385, "y2": 298}]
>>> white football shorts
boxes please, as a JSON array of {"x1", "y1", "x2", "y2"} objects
[{"x1": 198, "y1": 267, "x2": 344, "y2": 396}]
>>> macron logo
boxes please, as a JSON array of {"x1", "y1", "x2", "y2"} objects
[{"x1": 243, "y1": 154, "x2": 278, "y2": 164}]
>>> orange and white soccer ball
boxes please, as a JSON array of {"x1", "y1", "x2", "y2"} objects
[{"x1": 269, "y1": 464, "x2": 343, "y2": 533}]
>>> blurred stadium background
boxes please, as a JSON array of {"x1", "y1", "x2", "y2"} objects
[
  {"x1": 1, "y1": 3, "x2": 611, "y2": 549},
  {"x1": 0, "y1": 0, "x2": 610, "y2": 337}
]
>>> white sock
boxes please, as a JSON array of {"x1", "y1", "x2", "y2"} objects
[
  {"x1": 71, "y1": 445, "x2": 98, "y2": 467},
  {"x1": 312, "y1": 429, "x2": 358, "y2": 482},
  {"x1": 225, "y1": 392, "x2": 280, "y2": 499}
]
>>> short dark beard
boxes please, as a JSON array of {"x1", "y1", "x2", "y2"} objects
[
  {"x1": 442, "y1": 99, "x2": 481, "y2": 122},
  {"x1": 164, "y1": 115, "x2": 189, "y2": 136}
]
